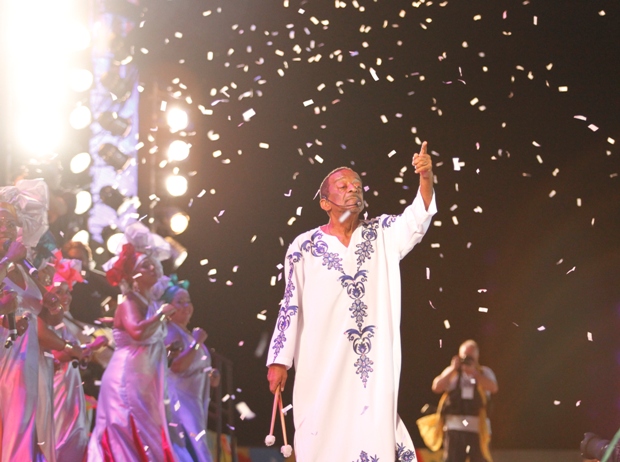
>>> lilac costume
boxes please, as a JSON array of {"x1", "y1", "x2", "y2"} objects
[{"x1": 166, "y1": 322, "x2": 213, "y2": 462}]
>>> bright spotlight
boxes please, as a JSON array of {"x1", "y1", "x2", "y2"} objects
[
  {"x1": 69, "y1": 105, "x2": 92, "y2": 130},
  {"x1": 71, "y1": 229, "x2": 90, "y2": 245},
  {"x1": 17, "y1": 111, "x2": 63, "y2": 155},
  {"x1": 165, "y1": 175, "x2": 188, "y2": 197},
  {"x1": 167, "y1": 140, "x2": 191, "y2": 161},
  {"x1": 68, "y1": 69, "x2": 94, "y2": 92},
  {"x1": 106, "y1": 233, "x2": 125, "y2": 254},
  {"x1": 70, "y1": 152, "x2": 92, "y2": 174},
  {"x1": 102, "y1": 226, "x2": 124, "y2": 254},
  {"x1": 166, "y1": 108, "x2": 189, "y2": 133},
  {"x1": 74, "y1": 190, "x2": 93, "y2": 215},
  {"x1": 169, "y1": 211, "x2": 190, "y2": 234},
  {"x1": 64, "y1": 22, "x2": 91, "y2": 51}
]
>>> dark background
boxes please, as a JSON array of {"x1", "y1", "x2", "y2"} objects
[{"x1": 7, "y1": 0, "x2": 620, "y2": 451}]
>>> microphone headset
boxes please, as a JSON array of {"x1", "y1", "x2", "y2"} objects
[{"x1": 322, "y1": 197, "x2": 363, "y2": 209}]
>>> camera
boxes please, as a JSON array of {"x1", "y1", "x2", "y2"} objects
[
  {"x1": 460, "y1": 356, "x2": 475, "y2": 366},
  {"x1": 581, "y1": 432, "x2": 620, "y2": 461}
]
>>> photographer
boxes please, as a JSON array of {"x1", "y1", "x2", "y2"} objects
[{"x1": 432, "y1": 339, "x2": 498, "y2": 462}]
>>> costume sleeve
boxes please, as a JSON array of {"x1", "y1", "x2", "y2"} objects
[
  {"x1": 384, "y1": 187, "x2": 437, "y2": 259},
  {"x1": 266, "y1": 241, "x2": 304, "y2": 369},
  {"x1": 164, "y1": 322, "x2": 185, "y2": 346}
]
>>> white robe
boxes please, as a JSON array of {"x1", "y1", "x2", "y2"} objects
[{"x1": 267, "y1": 189, "x2": 436, "y2": 462}]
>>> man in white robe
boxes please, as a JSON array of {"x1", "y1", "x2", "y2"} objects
[{"x1": 267, "y1": 142, "x2": 436, "y2": 461}]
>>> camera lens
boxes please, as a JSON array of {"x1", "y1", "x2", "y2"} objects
[{"x1": 581, "y1": 432, "x2": 610, "y2": 460}]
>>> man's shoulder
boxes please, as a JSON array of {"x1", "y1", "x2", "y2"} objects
[
  {"x1": 480, "y1": 365, "x2": 497, "y2": 380},
  {"x1": 289, "y1": 227, "x2": 322, "y2": 246}
]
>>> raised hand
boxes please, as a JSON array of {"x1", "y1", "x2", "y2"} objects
[
  {"x1": 192, "y1": 327, "x2": 208, "y2": 345},
  {"x1": 412, "y1": 141, "x2": 433, "y2": 179},
  {"x1": 0, "y1": 288, "x2": 17, "y2": 315}
]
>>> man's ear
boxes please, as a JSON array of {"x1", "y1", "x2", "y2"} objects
[{"x1": 319, "y1": 197, "x2": 331, "y2": 212}]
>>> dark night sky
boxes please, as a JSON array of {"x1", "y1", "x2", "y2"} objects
[
  {"x1": 3, "y1": 0, "x2": 617, "y2": 452},
  {"x1": 128, "y1": 0, "x2": 620, "y2": 450}
]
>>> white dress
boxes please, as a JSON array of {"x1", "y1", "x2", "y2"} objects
[
  {"x1": 53, "y1": 324, "x2": 90, "y2": 461},
  {"x1": 267, "y1": 190, "x2": 436, "y2": 462},
  {"x1": 0, "y1": 266, "x2": 44, "y2": 462},
  {"x1": 37, "y1": 326, "x2": 57, "y2": 462}
]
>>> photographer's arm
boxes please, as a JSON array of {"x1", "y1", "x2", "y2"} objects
[
  {"x1": 432, "y1": 356, "x2": 460, "y2": 393},
  {"x1": 474, "y1": 368, "x2": 498, "y2": 394}
]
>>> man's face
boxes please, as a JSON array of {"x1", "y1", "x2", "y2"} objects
[
  {"x1": 325, "y1": 169, "x2": 364, "y2": 211},
  {"x1": 459, "y1": 344, "x2": 480, "y2": 364}
]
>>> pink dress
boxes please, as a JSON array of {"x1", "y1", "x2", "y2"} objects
[
  {"x1": 87, "y1": 294, "x2": 176, "y2": 462},
  {"x1": 0, "y1": 267, "x2": 43, "y2": 461}
]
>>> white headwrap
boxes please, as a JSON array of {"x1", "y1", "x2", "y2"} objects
[{"x1": 0, "y1": 179, "x2": 49, "y2": 248}]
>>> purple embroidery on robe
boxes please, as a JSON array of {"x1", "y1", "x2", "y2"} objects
[
  {"x1": 396, "y1": 443, "x2": 417, "y2": 461},
  {"x1": 272, "y1": 252, "x2": 302, "y2": 360},
  {"x1": 299, "y1": 225, "x2": 379, "y2": 387},
  {"x1": 353, "y1": 451, "x2": 379, "y2": 462},
  {"x1": 382, "y1": 214, "x2": 398, "y2": 228}
]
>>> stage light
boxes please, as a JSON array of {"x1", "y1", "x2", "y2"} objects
[
  {"x1": 99, "y1": 143, "x2": 131, "y2": 171},
  {"x1": 68, "y1": 69, "x2": 94, "y2": 92},
  {"x1": 167, "y1": 140, "x2": 191, "y2": 161},
  {"x1": 165, "y1": 237, "x2": 188, "y2": 270},
  {"x1": 98, "y1": 111, "x2": 132, "y2": 137},
  {"x1": 74, "y1": 190, "x2": 93, "y2": 215},
  {"x1": 165, "y1": 174, "x2": 188, "y2": 197},
  {"x1": 169, "y1": 211, "x2": 190, "y2": 234},
  {"x1": 70, "y1": 152, "x2": 92, "y2": 174},
  {"x1": 17, "y1": 111, "x2": 63, "y2": 155},
  {"x1": 100, "y1": 186, "x2": 127, "y2": 212},
  {"x1": 71, "y1": 229, "x2": 90, "y2": 245},
  {"x1": 64, "y1": 22, "x2": 91, "y2": 52},
  {"x1": 101, "y1": 225, "x2": 124, "y2": 254},
  {"x1": 69, "y1": 105, "x2": 92, "y2": 130},
  {"x1": 101, "y1": 67, "x2": 132, "y2": 102},
  {"x1": 166, "y1": 108, "x2": 189, "y2": 133}
]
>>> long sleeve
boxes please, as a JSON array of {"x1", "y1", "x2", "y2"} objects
[
  {"x1": 385, "y1": 187, "x2": 437, "y2": 259},
  {"x1": 266, "y1": 243, "x2": 304, "y2": 369}
]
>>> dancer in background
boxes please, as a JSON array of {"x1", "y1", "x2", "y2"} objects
[
  {"x1": 44, "y1": 256, "x2": 109, "y2": 461},
  {"x1": 0, "y1": 180, "x2": 49, "y2": 461},
  {"x1": 164, "y1": 279, "x2": 220, "y2": 462},
  {"x1": 37, "y1": 279, "x2": 83, "y2": 462},
  {"x1": 88, "y1": 243, "x2": 177, "y2": 462}
]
